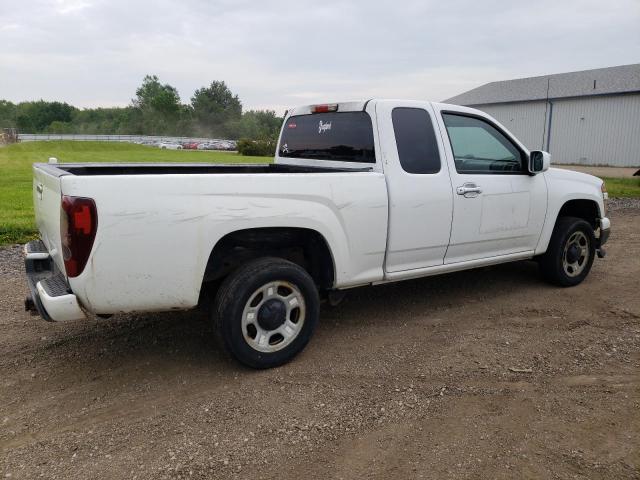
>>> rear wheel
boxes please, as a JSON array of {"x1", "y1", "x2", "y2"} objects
[
  {"x1": 539, "y1": 216, "x2": 595, "y2": 287},
  {"x1": 213, "y1": 257, "x2": 319, "y2": 368}
]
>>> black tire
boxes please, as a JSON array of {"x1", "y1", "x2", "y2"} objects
[
  {"x1": 539, "y1": 216, "x2": 596, "y2": 287},
  {"x1": 213, "y1": 257, "x2": 320, "y2": 369}
]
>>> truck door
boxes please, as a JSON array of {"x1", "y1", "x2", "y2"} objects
[
  {"x1": 431, "y1": 106, "x2": 548, "y2": 264},
  {"x1": 377, "y1": 100, "x2": 454, "y2": 273}
]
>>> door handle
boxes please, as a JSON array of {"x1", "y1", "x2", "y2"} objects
[{"x1": 456, "y1": 183, "x2": 482, "y2": 197}]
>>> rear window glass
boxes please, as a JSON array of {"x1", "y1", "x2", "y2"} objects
[
  {"x1": 392, "y1": 108, "x2": 441, "y2": 174},
  {"x1": 279, "y1": 112, "x2": 375, "y2": 163}
]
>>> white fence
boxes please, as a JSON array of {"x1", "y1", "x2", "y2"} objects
[{"x1": 17, "y1": 134, "x2": 234, "y2": 144}]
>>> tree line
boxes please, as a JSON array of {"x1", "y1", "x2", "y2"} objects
[{"x1": 0, "y1": 76, "x2": 282, "y2": 140}]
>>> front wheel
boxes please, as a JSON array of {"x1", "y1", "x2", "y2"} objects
[
  {"x1": 538, "y1": 216, "x2": 596, "y2": 287},
  {"x1": 213, "y1": 257, "x2": 320, "y2": 368}
]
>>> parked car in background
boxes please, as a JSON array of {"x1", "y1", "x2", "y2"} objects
[
  {"x1": 181, "y1": 142, "x2": 201, "y2": 150},
  {"x1": 219, "y1": 140, "x2": 236, "y2": 151},
  {"x1": 159, "y1": 142, "x2": 183, "y2": 150},
  {"x1": 197, "y1": 142, "x2": 220, "y2": 151},
  {"x1": 195, "y1": 140, "x2": 237, "y2": 151}
]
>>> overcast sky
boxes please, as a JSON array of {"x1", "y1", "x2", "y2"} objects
[{"x1": 1, "y1": 0, "x2": 638, "y2": 114}]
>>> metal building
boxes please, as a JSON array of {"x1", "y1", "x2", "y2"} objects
[{"x1": 444, "y1": 64, "x2": 640, "y2": 167}]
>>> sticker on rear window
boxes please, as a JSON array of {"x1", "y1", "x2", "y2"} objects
[{"x1": 318, "y1": 120, "x2": 332, "y2": 134}]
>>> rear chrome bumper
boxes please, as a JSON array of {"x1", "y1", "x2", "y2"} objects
[{"x1": 24, "y1": 240, "x2": 86, "y2": 322}]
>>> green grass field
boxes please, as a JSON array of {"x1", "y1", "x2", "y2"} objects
[
  {"x1": 1, "y1": 142, "x2": 638, "y2": 246},
  {"x1": 601, "y1": 177, "x2": 640, "y2": 198},
  {"x1": 0, "y1": 141, "x2": 268, "y2": 245}
]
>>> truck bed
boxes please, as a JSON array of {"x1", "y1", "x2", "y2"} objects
[
  {"x1": 31, "y1": 161, "x2": 389, "y2": 315},
  {"x1": 35, "y1": 162, "x2": 371, "y2": 177}
]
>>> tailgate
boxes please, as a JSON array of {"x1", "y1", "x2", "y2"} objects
[{"x1": 32, "y1": 165, "x2": 65, "y2": 274}]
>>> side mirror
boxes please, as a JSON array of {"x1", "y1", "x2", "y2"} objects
[{"x1": 529, "y1": 150, "x2": 550, "y2": 174}]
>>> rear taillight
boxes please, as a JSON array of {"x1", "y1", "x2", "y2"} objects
[{"x1": 60, "y1": 195, "x2": 97, "y2": 277}]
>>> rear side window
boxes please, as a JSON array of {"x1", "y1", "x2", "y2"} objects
[
  {"x1": 392, "y1": 108, "x2": 441, "y2": 174},
  {"x1": 279, "y1": 112, "x2": 375, "y2": 163}
]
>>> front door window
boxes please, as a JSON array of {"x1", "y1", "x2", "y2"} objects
[{"x1": 442, "y1": 114, "x2": 525, "y2": 174}]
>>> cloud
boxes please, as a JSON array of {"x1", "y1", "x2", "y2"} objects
[
  {"x1": 54, "y1": 0, "x2": 92, "y2": 14},
  {"x1": 0, "y1": 0, "x2": 638, "y2": 113}
]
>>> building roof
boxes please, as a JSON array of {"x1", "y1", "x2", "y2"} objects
[{"x1": 444, "y1": 64, "x2": 640, "y2": 106}]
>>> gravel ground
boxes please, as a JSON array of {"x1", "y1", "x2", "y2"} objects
[
  {"x1": 1, "y1": 205, "x2": 639, "y2": 479},
  {"x1": 0, "y1": 245, "x2": 22, "y2": 276},
  {"x1": 605, "y1": 197, "x2": 640, "y2": 212}
]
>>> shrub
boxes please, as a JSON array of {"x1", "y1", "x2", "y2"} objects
[
  {"x1": 46, "y1": 121, "x2": 74, "y2": 133},
  {"x1": 237, "y1": 138, "x2": 276, "y2": 157}
]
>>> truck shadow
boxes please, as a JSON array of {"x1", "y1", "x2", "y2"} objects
[
  {"x1": 27, "y1": 260, "x2": 544, "y2": 376},
  {"x1": 326, "y1": 260, "x2": 543, "y2": 326}
]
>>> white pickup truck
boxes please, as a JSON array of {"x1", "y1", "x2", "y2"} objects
[{"x1": 25, "y1": 100, "x2": 610, "y2": 368}]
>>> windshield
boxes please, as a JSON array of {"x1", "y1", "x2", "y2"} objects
[{"x1": 279, "y1": 111, "x2": 375, "y2": 163}]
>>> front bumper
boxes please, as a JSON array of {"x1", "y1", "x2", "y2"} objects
[
  {"x1": 596, "y1": 217, "x2": 611, "y2": 258},
  {"x1": 598, "y1": 217, "x2": 610, "y2": 246},
  {"x1": 24, "y1": 240, "x2": 86, "y2": 322}
]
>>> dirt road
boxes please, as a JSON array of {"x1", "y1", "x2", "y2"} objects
[{"x1": 1, "y1": 205, "x2": 639, "y2": 480}]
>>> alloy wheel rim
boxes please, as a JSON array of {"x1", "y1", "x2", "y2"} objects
[
  {"x1": 562, "y1": 231, "x2": 590, "y2": 277},
  {"x1": 241, "y1": 281, "x2": 306, "y2": 353}
]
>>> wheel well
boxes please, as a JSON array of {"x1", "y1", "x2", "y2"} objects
[
  {"x1": 556, "y1": 199, "x2": 600, "y2": 228},
  {"x1": 202, "y1": 227, "x2": 335, "y2": 290}
]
